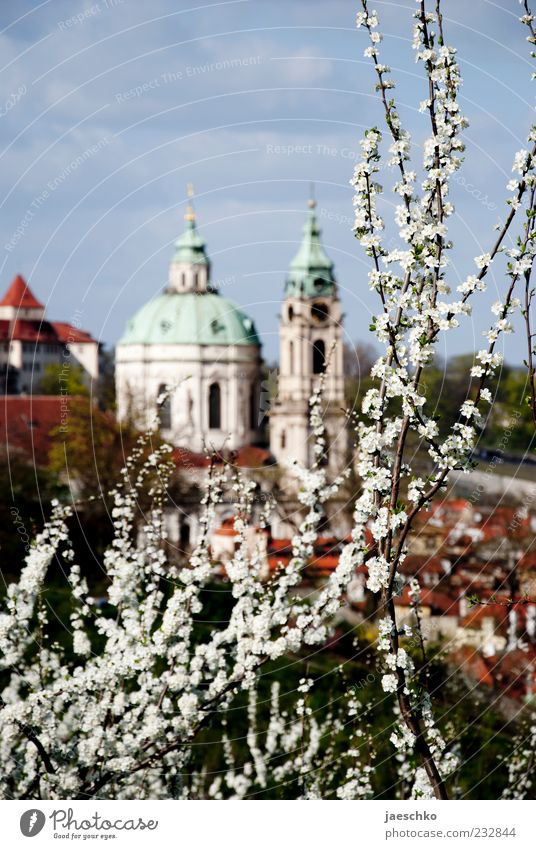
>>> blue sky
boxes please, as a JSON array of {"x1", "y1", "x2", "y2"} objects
[{"x1": 0, "y1": 0, "x2": 533, "y2": 364}]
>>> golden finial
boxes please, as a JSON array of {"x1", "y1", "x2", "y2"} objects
[
  {"x1": 185, "y1": 182, "x2": 196, "y2": 222},
  {"x1": 308, "y1": 182, "x2": 316, "y2": 209}
]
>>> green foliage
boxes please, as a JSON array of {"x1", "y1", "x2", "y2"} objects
[
  {"x1": 188, "y1": 618, "x2": 525, "y2": 799},
  {"x1": 97, "y1": 347, "x2": 116, "y2": 411},
  {"x1": 0, "y1": 453, "x2": 63, "y2": 587},
  {"x1": 344, "y1": 345, "x2": 535, "y2": 454},
  {"x1": 47, "y1": 398, "x2": 139, "y2": 502},
  {"x1": 39, "y1": 362, "x2": 89, "y2": 397}
]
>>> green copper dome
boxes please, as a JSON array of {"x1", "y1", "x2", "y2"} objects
[
  {"x1": 172, "y1": 217, "x2": 209, "y2": 266},
  {"x1": 118, "y1": 292, "x2": 260, "y2": 347},
  {"x1": 285, "y1": 201, "x2": 336, "y2": 298}
]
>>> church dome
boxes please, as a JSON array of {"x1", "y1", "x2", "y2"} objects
[{"x1": 118, "y1": 291, "x2": 260, "y2": 347}]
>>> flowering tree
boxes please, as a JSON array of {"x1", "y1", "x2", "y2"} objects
[
  {"x1": 0, "y1": 383, "x2": 361, "y2": 799},
  {"x1": 347, "y1": 0, "x2": 536, "y2": 798},
  {"x1": 1, "y1": 1, "x2": 536, "y2": 801}
]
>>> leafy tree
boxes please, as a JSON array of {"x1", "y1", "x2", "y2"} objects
[
  {"x1": 47, "y1": 398, "x2": 133, "y2": 500},
  {"x1": 39, "y1": 363, "x2": 89, "y2": 397},
  {"x1": 97, "y1": 346, "x2": 116, "y2": 411},
  {"x1": 0, "y1": 451, "x2": 62, "y2": 586}
]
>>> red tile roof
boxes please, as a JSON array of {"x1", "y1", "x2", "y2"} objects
[
  {"x1": 493, "y1": 648, "x2": 536, "y2": 699},
  {"x1": 265, "y1": 536, "x2": 349, "y2": 575},
  {"x1": 0, "y1": 275, "x2": 44, "y2": 309},
  {"x1": 231, "y1": 445, "x2": 272, "y2": 468},
  {"x1": 0, "y1": 318, "x2": 95, "y2": 344},
  {"x1": 395, "y1": 585, "x2": 459, "y2": 615},
  {"x1": 460, "y1": 605, "x2": 509, "y2": 629},
  {"x1": 51, "y1": 322, "x2": 95, "y2": 344},
  {"x1": 173, "y1": 445, "x2": 272, "y2": 469},
  {"x1": 456, "y1": 647, "x2": 536, "y2": 700},
  {"x1": 519, "y1": 554, "x2": 536, "y2": 570},
  {"x1": 0, "y1": 395, "x2": 76, "y2": 466},
  {"x1": 453, "y1": 646, "x2": 495, "y2": 688}
]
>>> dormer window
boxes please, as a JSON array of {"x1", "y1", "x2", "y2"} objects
[
  {"x1": 211, "y1": 319, "x2": 224, "y2": 334},
  {"x1": 160, "y1": 319, "x2": 172, "y2": 334}
]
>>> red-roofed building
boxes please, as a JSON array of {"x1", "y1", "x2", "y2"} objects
[
  {"x1": 0, "y1": 274, "x2": 45, "y2": 318},
  {"x1": 0, "y1": 395, "x2": 75, "y2": 466},
  {"x1": 0, "y1": 275, "x2": 99, "y2": 394}
]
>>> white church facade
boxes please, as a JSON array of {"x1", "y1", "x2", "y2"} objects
[
  {"x1": 115, "y1": 199, "x2": 264, "y2": 452},
  {"x1": 116, "y1": 192, "x2": 348, "y2": 473}
]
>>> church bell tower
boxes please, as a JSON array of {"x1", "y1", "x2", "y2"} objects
[{"x1": 269, "y1": 195, "x2": 346, "y2": 472}]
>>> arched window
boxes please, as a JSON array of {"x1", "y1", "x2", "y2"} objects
[
  {"x1": 313, "y1": 339, "x2": 326, "y2": 374},
  {"x1": 249, "y1": 383, "x2": 258, "y2": 430},
  {"x1": 209, "y1": 382, "x2": 221, "y2": 429},
  {"x1": 180, "y1": 519, "x2": 191, "y2": 549},
  {"x1": 157, "y1": 383, "x2": 172, "y2": 429},
  {"x1": 289, "y1": 340, "x2": 294, "y2": 373}
]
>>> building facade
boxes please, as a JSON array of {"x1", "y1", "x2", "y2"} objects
[
  {"x1": 115, "y1": 203, "x2": 264, "y2": 452},
  {"x1": 269, "y1": 199, "x2": 346, "y2": 473},
  {"x1": 0, "y1": 275, "x2": 99, "y2": 394}
]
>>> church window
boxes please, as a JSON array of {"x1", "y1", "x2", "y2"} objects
[
  {"x1": 157, "y1": 383, "x2": 172, "y2": 429},
  {"x1": 311, "y1": 301, "x2": 329, "y2": 323},
  {"x1": 313, "y1": 339, "x2": 326, "y2": 374},
  {"x1": 287, "y1": 304, "x2": 294, "y2": 321},
  {"x1": 180, "y1": 519, "x2": 191, "y2": 549},
  {"x1": 209, "y1": 382, "x2": 221, "y2": 429},
  {"x1": 280, "y1": 431, "x2": 286, "y2": 449},
  {"x1": 289, "y1": 340, "x2": 295, "y2": 373}
]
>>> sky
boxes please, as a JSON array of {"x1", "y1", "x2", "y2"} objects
[{"x1": 0, "y1": 0, "x2": 533, "y2": 365}]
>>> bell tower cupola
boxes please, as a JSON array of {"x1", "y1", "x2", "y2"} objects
[{"x1": 168, "y1": 184, "x2": 211, "y2": 294}]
